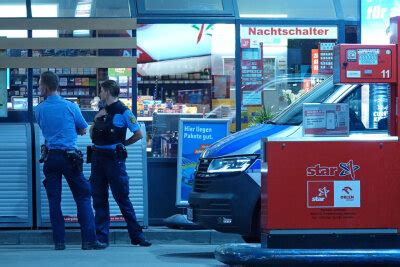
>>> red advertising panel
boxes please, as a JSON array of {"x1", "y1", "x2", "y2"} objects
[
  {"x1": 241, "y1": 47, "x2": 263, "y2": 88},
  {"x1": 241, "y1": 45, "x2": 264, "y2": 106},
  {"x1": 262, "y1": 140, "x2": 400, "y2": 231},
  {"x1": 241, "y1": 59, "x2": 263, "y2": 87},
  {"x1": 311, "y1": 49, "x2": 319, "y2": 75}
]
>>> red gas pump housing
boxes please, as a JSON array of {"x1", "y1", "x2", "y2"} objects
[
  {"x1": 260, "y1": 19, "x2": 400, "y2": 248},
  {"x1": 333, "y1": 44, "x2": 397, "y2": 84}
]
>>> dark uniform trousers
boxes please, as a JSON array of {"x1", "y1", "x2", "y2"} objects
[
  {"x1": 43, "y1": 151, "x2": 96, "y2": 244},
  {"x1": 90, "y1": 151, "x2": 143, "y2": 244}
]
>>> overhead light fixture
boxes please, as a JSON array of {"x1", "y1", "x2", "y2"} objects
[
  {"x1": 73, "y1": 0, "x2": 92, "y2": 37},
  {"x1": 241, "y1": 14, "x2": 288, "y2": 18},
  {"x1": 31, "y1": 4, "x2": 58, "y2": 37}
]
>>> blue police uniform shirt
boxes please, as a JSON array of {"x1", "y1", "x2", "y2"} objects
[
  {"x1": 35, "y1": 95, "x2": 88, "y2": 150},
  {"x1": 94, "y1": 108, "x2": 140, "y2": 150}
]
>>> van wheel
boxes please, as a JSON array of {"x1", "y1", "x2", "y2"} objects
[{"x1": 242, "y1": 202, "x2": 261, "y2": 243}]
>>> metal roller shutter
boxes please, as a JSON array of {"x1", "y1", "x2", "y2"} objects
[
  {"x1": 0, "y1": 123, "x2": 32, "y2": 227},
  {"x1": 35, "y1": 123, "x2": 148, "y2": 227}
]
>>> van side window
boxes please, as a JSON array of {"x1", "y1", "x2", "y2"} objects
[{"x1": 339, "y1": 84, "x2": 389, "y2": 132}]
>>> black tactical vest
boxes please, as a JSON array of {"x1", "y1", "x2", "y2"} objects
[{"x1": 92, "y1": 101, "x2": 128, "y2": 146}]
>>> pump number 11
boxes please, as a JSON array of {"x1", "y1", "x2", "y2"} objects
[{"x1": 381, "y1": 70, "x2": 390, "y2": 78}]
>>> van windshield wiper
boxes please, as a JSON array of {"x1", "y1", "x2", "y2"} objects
[{"x1": 264, "y1": 120, "x2": 277, "y2": 125}]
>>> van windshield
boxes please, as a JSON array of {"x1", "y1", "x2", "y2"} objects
[{"x1": 270, "y1": 76, "x2": 340, "y2": 125}]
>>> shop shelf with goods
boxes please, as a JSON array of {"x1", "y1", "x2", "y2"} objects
[
  {"x1": 7, "y1": 39, "x2": 135, "y2": 111},
  {"x1": 30, "y1": 67, "x2": 98, "y2": 110},
  {"x1": 7, "y1": 67, "x2": 99, "y2": 111},
  {"x1": 8, "y1": 68, "x2": 29, "y2": 110},
  {"x1": 106, "y1": 68, "x2": 133, "y2": 110},
  {"x1": 137, "y1": 72, "x2": 213, "y2": 119},
  {"x1": 136, "y1": 71, "x2": 236, "y2": 157}
]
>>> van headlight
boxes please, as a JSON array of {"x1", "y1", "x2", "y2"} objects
[{"x1": 207, "y1": 156, "x2": 257, "y2": 173}]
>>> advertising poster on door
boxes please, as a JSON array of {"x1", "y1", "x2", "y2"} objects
[
  {"x1": 177, "y1": 119, "x2": 230, "y2": 205},
  {"x1": 241, "y1": 45, "x2": 264, "y2": 90},
  {"x1": 318, "y1": 42, "x2": 335, "y2": 74},
  {"x1": 241, "y1": 58, "x2": 263, "y2": 106},
  {"x1": 240, "y1": 45, "x2": 264, "y2": 127}
]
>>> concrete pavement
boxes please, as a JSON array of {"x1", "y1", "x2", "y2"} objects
[
  {"x1": 0, "y1": 244, "x2": 226, "y2": 267},
  {"x1": 0, "y1": 227, "x2": 243, "y2": 245}
]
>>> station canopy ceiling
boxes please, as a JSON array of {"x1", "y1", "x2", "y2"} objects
[{"x1": 0, "y1": 0, "x2": 359, "y2": 21}]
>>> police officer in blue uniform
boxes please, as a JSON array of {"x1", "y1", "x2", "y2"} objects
[
  {"x1": 35, "y1": 71, "x2": 107, "y2": 250},
  {"x1": 90, "y1": 80, "x2": 151, "y2": 247}
]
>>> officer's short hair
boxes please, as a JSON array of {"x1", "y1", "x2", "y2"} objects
[
  {"x1": 101, "y1": 80, "x2": 120, "y2": 97},
  {"x1": 40, "y1": 71, "x2": 59, "y2": 92}
]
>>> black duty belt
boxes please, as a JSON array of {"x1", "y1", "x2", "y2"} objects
[
  {"x1": 93, "y1": 147, "x2": 116, "y2": 155},
  {"x1": 92, "y1": 145, "x2": 127, "y2": 160}
]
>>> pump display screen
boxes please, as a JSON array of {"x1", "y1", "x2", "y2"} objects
[{"x1": 358, "y1": 49, "x2": 379, "y2": 65}]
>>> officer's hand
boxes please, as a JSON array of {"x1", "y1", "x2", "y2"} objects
[
  {"x1": 94, "y1": 109, "x2": 107, "y2": 120},
  {"x1": 77, "y1": 128, "x2": 87, "y2": 135}
]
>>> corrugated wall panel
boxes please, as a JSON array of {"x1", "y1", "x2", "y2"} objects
[
  {"x1": 35, "y1": 123, "x2": 148, "y2": 227},
  {"x1": 0, "y1": 123, "x2": 32, "y2": 226}
]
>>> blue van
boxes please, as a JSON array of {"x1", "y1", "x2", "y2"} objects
[{"x1": 188, "y1": 77, "x2": 389, "y2": 242}]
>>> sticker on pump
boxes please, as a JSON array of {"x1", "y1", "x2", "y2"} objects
[
  {"x1": 307, "y1": 181, "x2": 334, "y2": 208},
  {"x1": 334, "y1": 181, "x2": 361, "y2": 208},
  {"x1": 307, "y1": 180, "x2": 361, "y2": 208},
  {"x1": 346, "y1": 49, "x2": 357, "y2": 61},
  {"x1": 346, "y1": 70, "x2": 361, "y2": 78}
]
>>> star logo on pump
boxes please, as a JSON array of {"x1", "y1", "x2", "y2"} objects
[
  {"x1": 339, "y1": 160, "x2": 360, "y2": 180},
  {"x1": 318, "y1": 187, "x2": 330, "y2": 199},
  {"x1": 307, "y1": 181, "x2": 334, "y2": 207}
]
